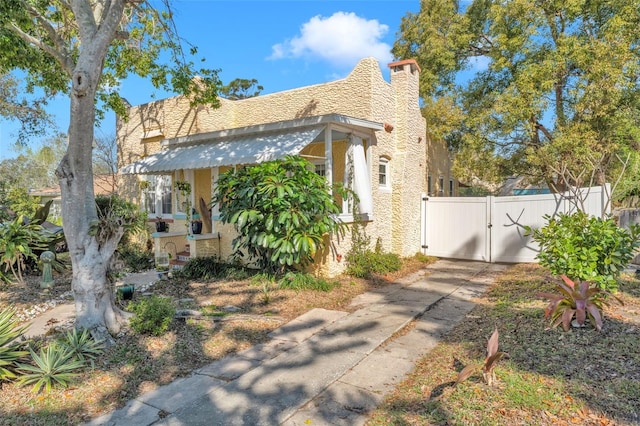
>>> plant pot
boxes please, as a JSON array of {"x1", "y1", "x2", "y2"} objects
[
  {"x1": 191, "y1": 221, "x2": 203, "y2": 234},
  {"x1": 156, "y1": 221, "x2": 167, "y2": 232},
  {"x1": 116, "y1": 285, "x2": 135, "y2": 300}
]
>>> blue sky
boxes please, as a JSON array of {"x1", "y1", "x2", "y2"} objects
[{"x1": 0, "y1": 0, "x2": 420, "y2": 160}]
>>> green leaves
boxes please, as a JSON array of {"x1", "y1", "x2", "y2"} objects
[
  {"x1": 128, "y1": 296, "x2": 176, "y2": 336},
  {"x1": 525, "y1": 211, "x2": 640, "y2": 292},
  {"x1": 396, "y1": 0, "x2": 640, "y2": 192},
  {"x1": 0, "y1": 214, "x2": 52, "y2": 283},
  {"x1": 213, "y1": 156, "x2": 344, "y2": 273},
  {"x1": 17, "y1": 344, "x2": 85, "y2": 394},
  {"x1": 0, "y1": 307, "x2": 29, "y2": 381}
]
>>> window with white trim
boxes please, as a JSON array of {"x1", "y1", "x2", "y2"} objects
[
  {"x1": 449, "y1": 178, "x2": 454, "y2": 197},
  {"x1": 439, "y1": 176, "x2": 444, "y2": 196},
  {"x1": 142, "y1": 175, "x2": 172, "y2": 218},
  {"x1": 427, "y1": 174, "x2": 433, "y2": 196},
  {"x1": 378, "y1": 157, "x2": 390, "y2": 190}
]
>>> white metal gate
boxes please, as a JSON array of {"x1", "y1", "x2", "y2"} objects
[{"x1": 420, "y1": 185, "x2": 610, "y2": 263}]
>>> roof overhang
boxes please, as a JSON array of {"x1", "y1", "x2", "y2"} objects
[{"x1": 120, "y1": 114, "x2": 383, "y2": 175}]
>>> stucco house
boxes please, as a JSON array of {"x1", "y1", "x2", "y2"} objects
[{"x1": 117, "y1": 57, "x2": 455, "y2": 276}]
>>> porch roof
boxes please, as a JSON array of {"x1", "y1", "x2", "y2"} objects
[{"x1": 120, "y1": 114, "x2": 383, "y2": 175}]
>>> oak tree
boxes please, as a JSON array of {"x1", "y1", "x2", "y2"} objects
[{"x1": 394, "y1": 0, "x2": 640, "y2": 193}]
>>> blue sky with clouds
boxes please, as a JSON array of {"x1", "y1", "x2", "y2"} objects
[{"x1": 0, "y1": 0, "x2": 420, "y2": 159}]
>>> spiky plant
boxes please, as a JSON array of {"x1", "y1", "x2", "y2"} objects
[
  {"x1": 538, "y1": 275, "x2": 622, "y2": 331},
  {"x1": 0, "y1": 307, "x2": 29, "y2": 381},
  {"x1": 59, "y1": 328, "x2": 103, "y2": 363},
  {"x1": 17, "y1": 343, "x2": 85, "y2": 393}
]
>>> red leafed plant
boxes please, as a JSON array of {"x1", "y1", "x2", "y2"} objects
[
  {"x1": 537, "y1": 275, "x2": 622, "y2": 332},
  {"x1": 456, "y1": 328, "x2": 507, "y2": 386}
]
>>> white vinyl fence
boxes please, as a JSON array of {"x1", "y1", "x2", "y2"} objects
[{"x1": 420, "y1": 185, "x2": 610, "y2": 263}]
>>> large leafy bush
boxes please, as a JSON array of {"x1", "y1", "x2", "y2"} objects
[
  {"x1": 526, "y1": 211, "x2": 640, "y2": 292},
  {"x1": 0, "y1": 215, "x2": 53, "y2": 283},
  {"x1": 213, "y1": 156, "x2": 344, "y2": 273}
]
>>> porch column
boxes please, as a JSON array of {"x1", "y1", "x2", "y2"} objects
[{"x1": 324, "y1": 124, "x2": 333, "y2": 191}]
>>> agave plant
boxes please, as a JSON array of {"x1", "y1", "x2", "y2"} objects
[
  {"x1": 17, "y1": 343, "x2": 85, "y2": 393},
  {"x1": 538, "y1": 275, "x2": 622, "y2": 332},
  {"x1": 456, "y1": 328, "x2": 508, "y2": 386},
  {"x1": 0, "y1": 307, "x2": 29, "y2": 381},
  {"x1": 59, "y1": 328, "x2": 103, "y2": 363}
]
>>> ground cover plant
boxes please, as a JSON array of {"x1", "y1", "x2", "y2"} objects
[
  {"x1": 367, "y1": 263, "x2": 640, "y2": 426},
  {"x1": 0, "y1": 253, "x2": 434, "y2": 424}
]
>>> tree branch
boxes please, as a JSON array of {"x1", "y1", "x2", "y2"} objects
[
  {"x1": 71, "y1": 0, "x2": 98, "y2": 40},
  {"x1": 534, "y1": 121, "x2": 554, "y2": 142},
  {"x1": 21, "y1": 2, "x2": 76, "y2": 74},
  {"x1": 7, "y1": 23, "x2": 74, "y2": 76}
]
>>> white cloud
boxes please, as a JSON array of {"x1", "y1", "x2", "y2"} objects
[{"x1": 269, "y1": 12, "x2": 393, "y2": 68}]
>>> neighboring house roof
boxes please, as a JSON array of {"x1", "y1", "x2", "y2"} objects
[
  {"x1": 120, "y1": 114, "x2": 384, "y2": 175},
  {"x1": 498, "y1": 176, "x2": 550, "y2": 196},
  {"x1": 28, "y1": 174, "x2": 117, "y2": 198}
]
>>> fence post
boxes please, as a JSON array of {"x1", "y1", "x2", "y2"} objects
[
  {"x1": 487, "y1": 195, "x2": 494, "y2": 263},
  {"x1": 420, "y1": 192, "x2": 428, "y2": 255}
]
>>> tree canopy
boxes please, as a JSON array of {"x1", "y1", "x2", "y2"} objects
[{"x1": 394, "y1": 0, "x2": 640, "y2": 193}]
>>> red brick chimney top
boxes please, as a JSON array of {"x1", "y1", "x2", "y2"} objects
[{"x1": 387, "y1": 59, "x2": 421, "y2": 73}]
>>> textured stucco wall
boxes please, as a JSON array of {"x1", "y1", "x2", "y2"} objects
[{"x1": 118, "y1": 57, "x2": 447, "y2": 276}]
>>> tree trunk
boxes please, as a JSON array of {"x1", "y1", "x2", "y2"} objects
[
  {"x1": 56, "y1": 6, "x2": 128, "y2": 343},
  {"x1": 57, "y1": 79, "x2": 129, "y2": 343}
]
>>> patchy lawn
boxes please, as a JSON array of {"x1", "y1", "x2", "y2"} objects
[
  {"x1": 0, "y1": 255, "x2": 433, "y2": 425},
  {"x1": 367, "y1": 263, "x2": 640, "y2": 426}
]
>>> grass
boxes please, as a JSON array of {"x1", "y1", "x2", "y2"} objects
[{"x1": 367, "y1": 263, "x2": 640, "y2": 426}]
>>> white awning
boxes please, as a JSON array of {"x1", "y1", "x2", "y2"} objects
[{"x1": 121, "y1": 126, "x2": 325, "y2": 174}]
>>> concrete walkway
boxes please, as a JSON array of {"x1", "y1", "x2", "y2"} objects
[{"x1": 85, "y1": 259, "x2": 507, "y2": 426}]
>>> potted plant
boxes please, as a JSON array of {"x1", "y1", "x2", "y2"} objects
[
  {"x1": 191, "y1": 208, "x2": 203, "y2": 234},
  {"x1": 155, "y1": 216, "x2": 167, "y2": 232}
]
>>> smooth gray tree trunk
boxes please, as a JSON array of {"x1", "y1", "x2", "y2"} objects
[{"x1": 54, "y1": 0, "x2": 129, "y2": 344}]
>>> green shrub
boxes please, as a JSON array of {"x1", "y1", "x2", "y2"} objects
[
  {"x1": 0, "y1": 307, "x2": 29, "y2": 380},
  {"x1": 0, "y1": 215, "x2": 52, "y2": 283},
  {"x1": 17, "y1": 343, "x2": 84, "y2": 393},
  {"x1": 525, "y1": 212, "x2": 640, "y2": 292},
  {"x1": 346, "y1": 249, "x2": 402, "y2": 279},
  {"x1": 213, "y1": 155, "x2": 345, "y2": 273},
  {"x1": 118, "y1": 243, "x2": 154, "y2": 272},
  {"x1": 277, "y1": 272, "x2": 338, "y2": 292},
  {"x1": 128, "y1": 296, "x2": 176, "y2": 336},
  {"x1": 179, "y1": 256, "x2": 251, "y2": 281}
]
